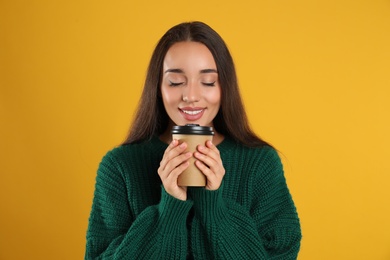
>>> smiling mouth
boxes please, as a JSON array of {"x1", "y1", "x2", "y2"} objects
[
  {"x1": 179, "y1": 108, "x2": 205, "y2": 121},
  {"x1": 181, "y1": 109, "x2": 203, "y2": 115}
]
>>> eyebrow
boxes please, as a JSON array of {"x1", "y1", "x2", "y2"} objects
[
  {"x1": 200, "y1": 69, "x2": 218, "y2": 74},
  {"x1": 164, "y1": 68, "x2": 218, "y2": 74}
]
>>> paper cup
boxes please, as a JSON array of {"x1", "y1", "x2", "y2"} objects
[{"x1": 171, "y1": 124, "x2": 214, "y2": 187}]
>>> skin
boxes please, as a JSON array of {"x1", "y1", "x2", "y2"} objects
[{"x1": 158, "y1": 41, "x2": 226, "y2": 201}]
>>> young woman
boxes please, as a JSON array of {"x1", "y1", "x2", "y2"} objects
[{"x1": 85, "y1": 21, "x2": 301, "y2": 259}]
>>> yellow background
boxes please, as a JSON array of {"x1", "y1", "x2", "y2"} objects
[{"x1": 1, "y1": 0, "x2": 389, "y2": 259}]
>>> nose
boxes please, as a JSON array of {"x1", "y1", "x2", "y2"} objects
[{"x1": 182, "y1": 81, "x2": 200, "y2": 103}]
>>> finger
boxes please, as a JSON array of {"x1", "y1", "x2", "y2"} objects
[
  {"x1": 194, "y1": 142, "x2": 225, "y2": 179},
  {"x1": 161, "y1": 141, "x2": 188, "y2": 171},
  {"x1": 195, "y1": 160, "x2": 221, "y2": 190},
  {"x1": 164, "y1": 152, "x2": 192, "y2": 177},
  {"x1": 194, "y1": 148, "x2": 221, "y2": 173},
  {"x1": 195, "y1": 160, "x2": 213, "y2": 177},
  {"x1": 162, "y1": 161, "x2": 189, "y2": 201},
  {"x1": 194, "y1": 152, "x2": 225, "y2": 181},
  {"x1": 197, "y1": 141, "x2": 221, "y2": 163},
  {"x1": 206, "y1": 140, "x2": 220, "y2": 155},
  {"x1": 166, "y1": 160, "x2": 190, "y2": 183},
  {"x1": 158, "y1": 140, "x2": 181, "y2": 178},
  {"x1": 160, "y1": 139, "x2": 179, "y2": 167},
  {"x1": 158, "y1": 151, "x2": 191, "y2": 180},
  {"x1": 193, "y1": 150, "x2": 215, "y2": 168}
]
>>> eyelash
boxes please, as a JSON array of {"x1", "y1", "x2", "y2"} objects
[
  {"x1": 169, "y1": 81, "x2": 184, "y2": 87},
  {"x1": 202, "y1": 81, "x2": 216, "y2": 87},
  {"x1": 168, "y1": 81, "x2": 216, "y2": 87}
]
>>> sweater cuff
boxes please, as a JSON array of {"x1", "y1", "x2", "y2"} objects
[
  {"x1": 190, "y1": 184, "x2": 228, "y2": 224},
  {"x1": 158, "y1": 186, "x2": 193, "y2": 233}
]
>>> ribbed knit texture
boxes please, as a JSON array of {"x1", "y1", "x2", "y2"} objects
[{"x1": 85, "y1": 136, "x2": 301, "y2": 259}]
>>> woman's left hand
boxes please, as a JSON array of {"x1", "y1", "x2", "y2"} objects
[{"x1": 194, "y1": 140, "x2": 225, "y2": 190}]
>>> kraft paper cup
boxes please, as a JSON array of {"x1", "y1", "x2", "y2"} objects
[{"x1": 171, "y1": 124, "x2": 214, "y2": 187}]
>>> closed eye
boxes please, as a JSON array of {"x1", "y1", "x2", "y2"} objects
[
  {"x1": 202, "y1": 81, "x2": 216, "y2": 87},
  {"x1": 169, "y1": 81, "x2": 184, "y2": 87}
]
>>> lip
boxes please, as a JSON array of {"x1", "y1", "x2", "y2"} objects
[{"x1": 179, "y1": 107, "x2": 205, "y2": 121}]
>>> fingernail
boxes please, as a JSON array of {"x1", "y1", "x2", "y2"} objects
[{"x1": 180, "y1": 142, "x2": 186, "y2": 148}]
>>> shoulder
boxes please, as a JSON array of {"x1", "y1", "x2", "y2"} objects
[
  {"x1": 96, "y1": 145, "x2": 131, "y2": 178},
  {"x1": 221, "y1": 138, "x2": 284, "y2": 179},
  {"x1": 246, "y1": 145, "x2": 282, "y2": 174},
  {"x1": 99, "y1": 136, "x2": 167, "y2": 171},
  {"x1": 221, "y1": 138, "x2": 281, "y2": 164},
  {"x1": 104, "y1": 137, "x2": 167, "y2": 161},
  {"x1": 253, "y1": 145, "x2": 282, "y2": 170},
  {"x1": 96, "y1": 141, "x2": 152, "y2": 181},
  {"x1": 100, "y1": 144, "x2": 137, "y2": 166}
]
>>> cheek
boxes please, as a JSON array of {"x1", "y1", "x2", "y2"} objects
[
  {"x1": 161, "y1": 86, "x2": 180, "y2": 106},
  {"x1": 207, "y1": 87, "x2": 222, "y2": 106}
]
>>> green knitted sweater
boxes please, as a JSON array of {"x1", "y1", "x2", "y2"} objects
[{"x1": 85, "y1": 136, "x2": 301, "y2": 259}]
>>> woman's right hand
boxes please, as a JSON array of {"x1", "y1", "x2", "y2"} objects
[{"x1": 158, "y1": 139, "x2": 192, "y2": 201}]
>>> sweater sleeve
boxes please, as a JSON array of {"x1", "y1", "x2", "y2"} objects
[
  {"x1": 189, "y1": 147, "x2": 301, "y2": 259},
  {"x1": 85, "y1": 151, "x2": 193, "y2": 259}
]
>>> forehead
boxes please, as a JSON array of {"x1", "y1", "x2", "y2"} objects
[{"x1": 163, "y1": 41, "x2": 217, "y2": 70}]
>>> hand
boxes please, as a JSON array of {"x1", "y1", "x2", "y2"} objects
[
  {"x1": 158, "y1": 139, "x2": 192, "y2": 201},
  {"x1": 194, "y1": 140, "x2": 225, "y2": 190}
]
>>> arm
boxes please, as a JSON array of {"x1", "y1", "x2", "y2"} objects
[
  {"x1": 85, "y1": 151, "x2": 193, "y2": 259},
  {"x1": 189, "y1": 147, "x2": 301, "y2": 259}
]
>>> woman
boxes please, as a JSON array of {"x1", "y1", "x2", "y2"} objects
[{"x1": 85, "y1": 21, "x2": 301, "y2": 259}]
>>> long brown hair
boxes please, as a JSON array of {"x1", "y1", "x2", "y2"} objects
[{"x1": 123, "y1": 21, "x2": 270, "y2": 148}]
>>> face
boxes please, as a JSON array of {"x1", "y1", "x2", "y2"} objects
[{"x1": 161, "y1": 41, "x2": 221, "y2": 128}]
